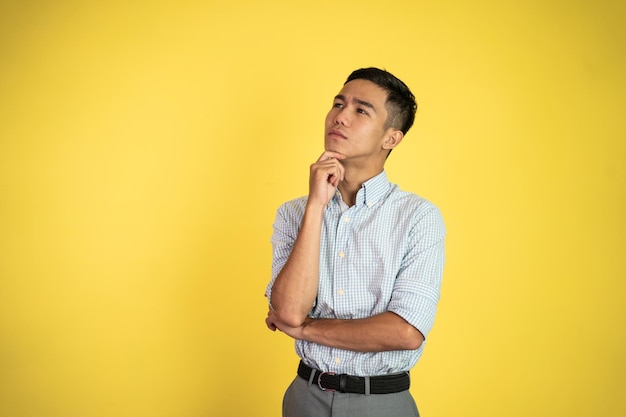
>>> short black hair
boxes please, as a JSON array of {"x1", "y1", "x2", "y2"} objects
[{"x1": 345, "y1": 67, "x2": 417, "y2": 135}]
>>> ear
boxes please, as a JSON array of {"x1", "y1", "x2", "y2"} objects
[{"x1": 382, "y1": 129, "x2": 404, "y2": 150}]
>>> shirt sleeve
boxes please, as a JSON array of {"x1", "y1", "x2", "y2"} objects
[
  {"x1": 387, "y1": 204, "x2": 446, "y2": 340},
  {"x1": 265, "y1": 200, "x2": 304, "y2": 309}
]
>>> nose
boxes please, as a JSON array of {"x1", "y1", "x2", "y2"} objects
[{"x1": 333, "y1": 107, "x2": 348, "y2": 126}]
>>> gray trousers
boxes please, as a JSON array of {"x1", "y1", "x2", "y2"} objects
[{"x1": 282, "y1": 374, "x2": 420, "y2": 417}]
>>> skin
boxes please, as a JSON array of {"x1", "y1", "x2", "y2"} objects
[{"x1": 266, "y1": 79, "x2": 424, "y2": 352}]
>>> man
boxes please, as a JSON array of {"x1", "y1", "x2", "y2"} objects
[{"x1": 265, "y1": 67, "x2": 445, "y2": 417}]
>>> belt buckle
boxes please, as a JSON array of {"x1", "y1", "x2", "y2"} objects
[{"x1": 317, "y1": 371, "x2": 336, "y2": 392}]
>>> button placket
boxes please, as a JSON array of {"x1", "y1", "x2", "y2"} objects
[{"x1": 333, "y1": 209, "x2": 352, "y2": 314}]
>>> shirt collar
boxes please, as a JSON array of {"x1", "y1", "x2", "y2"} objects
[{"x1": 334, "y1": 170, "x2": 390, "y2": 209}]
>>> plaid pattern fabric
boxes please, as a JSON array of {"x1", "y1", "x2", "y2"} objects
[{"x1": 267, "y1": 171, "x2": 446, "y2": 376}]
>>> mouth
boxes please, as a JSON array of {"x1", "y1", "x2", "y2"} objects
[{"x1": 328, "y1": 129, "x2": 347, "y2": 139}]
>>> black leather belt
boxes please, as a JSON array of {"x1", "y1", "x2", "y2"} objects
[{"x1": 297, "y1": 360, "x2": 410, "y2": 394}]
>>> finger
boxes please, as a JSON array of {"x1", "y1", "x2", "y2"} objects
[
  {"x1": 325, "y1": 160, "x2": 345, "y2": 183},
  {"x1": 313, "y1": 155, "x2": 345, "y2": 174},
  {"x1": 317, "y1": 150, "x2": 346, "y2": 162},
  {"x1": 311, "y1": 162, "x2": 341, "y2": 182}
]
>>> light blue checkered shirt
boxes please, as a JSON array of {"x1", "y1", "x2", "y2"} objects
[{"x1": 267, "y1": 170, "x2": 445, "y2": 376}]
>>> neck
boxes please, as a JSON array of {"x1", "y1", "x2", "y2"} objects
[{"x1": 337, "y1": 165, "x2": 384, "y2": 206}]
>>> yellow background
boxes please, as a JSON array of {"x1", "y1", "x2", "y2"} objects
[{"x1": 1, "y1": 0, "x2": 624, "y2": 416}]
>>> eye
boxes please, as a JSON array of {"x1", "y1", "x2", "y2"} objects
[
  {"x1": 333, "y1": 102, "x2": 344, "y2": 108},
  {"x1": 357, "y1": 108, "x2": 368, "y2": 115}
]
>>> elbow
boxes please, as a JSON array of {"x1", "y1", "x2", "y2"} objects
[
  {"x1": 273, "y1": 307, "x2": 308, "y2": 328},
  {"x1": 269, "y1": 292, "x2": 310, "y2": 328},
  {"x1": 400, "y1": 326, "x2": 425, "y2": 351}
]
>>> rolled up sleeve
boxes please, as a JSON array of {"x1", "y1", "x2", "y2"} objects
[{"x1": 387, "y1": 206, "x2": 446, "y2": 340}]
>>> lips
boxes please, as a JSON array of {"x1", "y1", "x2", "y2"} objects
[{"x1": 328, "y1": 129, "x2": 347, "y2": 139}]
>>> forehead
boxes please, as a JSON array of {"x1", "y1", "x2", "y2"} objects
[{"x1": 337, "y1": 79, "x2": 389, "y2": 106}]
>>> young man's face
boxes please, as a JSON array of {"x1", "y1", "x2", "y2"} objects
[{"x1": 324, "y1": 78, "x2": 395, "y2": 163}]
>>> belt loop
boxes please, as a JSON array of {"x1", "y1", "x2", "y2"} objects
[
  {"x1": 339, "y1": 374, "x2": 347, "y2": 393},
  {"x1": 364, "y1": 376, "x2": 371, "y2": 396},
  {"x1": 308, "y1": 368, "x2": 316, "y2": 386}
]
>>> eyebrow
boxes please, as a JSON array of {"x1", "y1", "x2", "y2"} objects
[{"x1": 335, "y1": 94, "x2": 377, "y2": 113}]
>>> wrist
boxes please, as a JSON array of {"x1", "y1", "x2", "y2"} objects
[{"x1": 304, "y1": 200, "x2": 327, "y2": 217}]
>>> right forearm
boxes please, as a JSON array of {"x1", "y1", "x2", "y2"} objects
[
  {"x1": 270, "y1": 202, "x2": 325, "y2": 327},
  {"x1": 270, "y1": 151, "x2": 345, "y2": 327}
]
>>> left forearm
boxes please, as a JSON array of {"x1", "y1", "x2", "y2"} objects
[{"x1": 300, "y1": 312, "x2": 424, "y2": 352}]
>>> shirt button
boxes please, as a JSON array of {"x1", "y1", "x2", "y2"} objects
[
  {"x1": 338, "y1": 289, "x2": 345, "y2": 295},
  {"x1": 338, "y1": 251, "x2": 345, "y2": 258},
  {"x1": 335, "y1": 357, "x2": 341, "y2": 364},
  {"x1": 343, "y1": 217, "x2": 350, "y2": 223}
]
